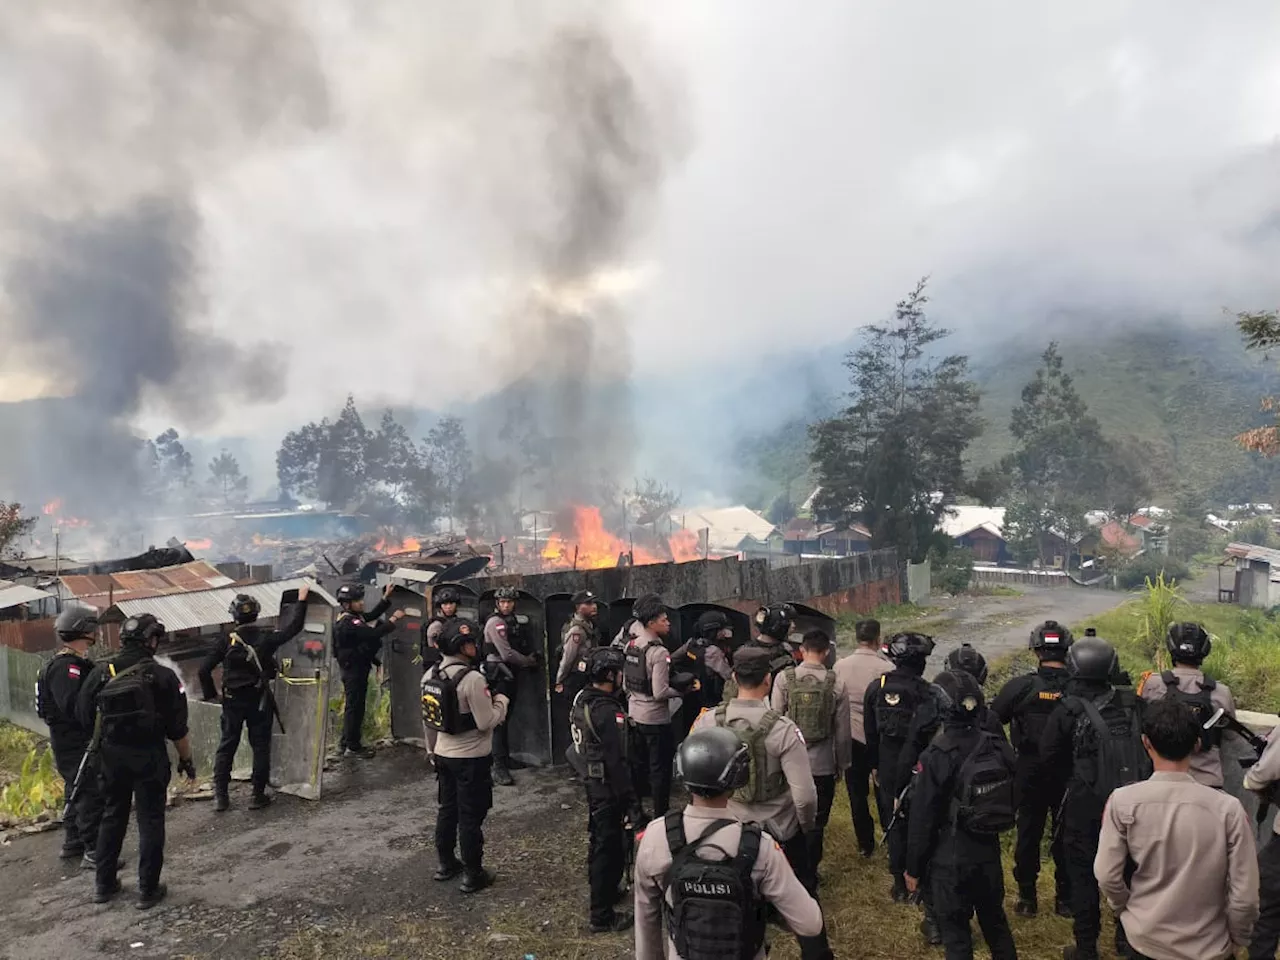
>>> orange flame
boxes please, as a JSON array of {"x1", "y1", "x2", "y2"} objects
[
  {"x1": 669, "y1": 527, "x2": 702, "y2": 562},
  {"x1": 184, "y1": 538, "x2": 213, "y2": 551},
  {"x1": 43, "y1": 498, "x2": 63, "y2": 516},
  {"x1": 42, "y1": 498, "x2": 91, "y2": 528},
  {"x1": 540, "y1": 506, "x2": 663, "y2": 570},
  {"x1": 374, "y1": 536, "x2": 422, "y2": 554}
]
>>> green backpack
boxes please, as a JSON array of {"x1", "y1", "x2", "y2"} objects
[
  {"x1": 783, "y1": 666, "x2": 836, "y2": 743},
  {"x1": 714, "y1": 704, "x2": 789, "y2": 804}
]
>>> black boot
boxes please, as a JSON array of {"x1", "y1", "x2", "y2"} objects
[
  {"x1": 1014, "y1": 889, "x2": 1038, "y2": 917},
  {"x1": 891, "y1": 876, "x2": 909, "y2": 904},
  {"x1": 920, "y1": 914, "x2": 942, "y2": 947},
  {"x1": 1062, "y1": 944, "x2": 1099, "y2": 960},
  {"x1": 433, "y1": 860, "x2": 463, "y2": 882},
  {"x1": 93, "y1": 877, "x2": 122, "y2": 904},
  {"x1": 589, "y1": 912, "x2": 634, "y2": 934},
  {"x1": 1055, "y1": 895, "x2": 1072, "y2": 918},
  {"x1": 248, "y1": 790, "x2": 272, "y2": 810},
  {"x1": 60, "y1": 840, "x2": 85, "y2": 860},
  {"x1": 460, "y1": 868, "x2": 494, "y2": 894},
  {"x1": 492, "y1": 763, "x2": 515, "y2": 787},
  {"x1": 214, "y1": 784, "x2": 230, "y2": 813},
  {"x1": 136, "y1": 883, "x2": 167, "y2": 911}
]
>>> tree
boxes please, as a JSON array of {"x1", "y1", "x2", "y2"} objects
[
  {"x1": 154, "y1": 428, "x2": 194, "y2": 492},
  {"x1": 208, "y1": 451, "x2": 249, "y2": 507},
  {"x1": 0, "y1": 502, "x2": 37, "y2": 560},
  {"x1": 767, "y1": 493, "x2": 797, "y2": 526},
  {"x1": 316, "y1": 395, "x2": 370, "y2": 508},
  {"x1": 809, "y1": 278, "x2": 984, "y2": 562},
  {"x1": 626, "y1": 476, "x2": 682, "y2": 524},
  {"x1": 1236, "y1": 308, "x2": 1280, "y2": 456},
  {"x1": 425, "y1": 416, "x2": 472, "y2": 530},
  {"x1": 276, "y1": 420, "x2": 326, "y2": 501}
]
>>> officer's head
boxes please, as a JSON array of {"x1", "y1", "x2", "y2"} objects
[
  {"x1": 677, "y1": 727, "x2": 750, "y2": 802},
  {"x1": 435, "y1": 586, "x2": 461, "y2": 617},
  {"x1": 946, "y1": 643, "x2": 988, "y2": 686},
  {"x1": 855, "y1": 617, "x2": 881, "y2": 647},
  {"x1": 634, "y1": 596, "x2": 670, "y2": 638},
  {"x1": 572, "y1": 590, "x2": 599, "y2": 620},
  {"x1": 441, "y1": 619, "x2": 478, "y2": 660},
  {"x1": 337, "y1": 583, "x2": 366, "y2": 613},
  {"x1": 1166, "y1": 622, "x2": 1211, "y2": 667},
  {"x1": 800, "y1": 629, "x2": 831, "y2": 664},
  {"x1": 1066, "y1": 636, "x2": 1119, "y2": 685},
  {"x1": 731, "y1": 647, "x2": 772, "y2": 698},
  {"x1": 1030, "y1": 620, "x2": 1073, "y2": 663},
  {"x1": 228, "y1": 593, "x2": 261, "y2": 626},
  {"x1": 886, "y1": 632, "x2": 935, "y2": 676},
  {"x1": 933, "y1": 669, "x2": 984, "y2": 723},
  {"x1": 694, "y1": 610, "x2": 734, "y2": 645},
  {"x1": 585, "y1": 647, "x2": 625, "y2": 690},
  {"x1": 120, "y1": 613, "x2": 166, "y2": 652},
  {"x1": 755, "y1": 603, "x2": 796, "y2": 643},
  {"x1": 1141, "y1": 697, "x2": 1200, "y2": 765},
  {"x1": 494, "y1": 586, "x2": 518, "y2": 616},
  {"x1": 55, "y1": 603, "x2": 99, "y2": 646}
]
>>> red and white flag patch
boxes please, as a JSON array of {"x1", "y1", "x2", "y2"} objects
[{"x1": 67, "y1": 665, "x2": 81, "y2": 678}]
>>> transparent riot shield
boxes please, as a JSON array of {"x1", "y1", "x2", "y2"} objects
[
  {"x1": 382, "y1": 586, "x2": 430, "y2": 746},
  {"x1": 268, "y1": 589, "x2": 335, "y2": 800},
  {"x1": 478, "y1": 588, "x2": 551, "y2": 766}
]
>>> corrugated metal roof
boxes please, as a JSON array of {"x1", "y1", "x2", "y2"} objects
[
  {"x1": 60, "y1": 560, "x2": 234, "y2": 610},
  {"x1": 103, "y1": 578, "x2": 337, "y2": 633},
  {"x1": 1226, "y1": 542, "x2": 1280, "y2": 566},
  {"x1": 939, "y1": 505, "x2": 1007, "y2": 539},
  {"x1": 0, "y1": 580, "x2": 54, "y2": 611},
  {"x1": 389, "y1": 567, "x2": 438, "y2": 584}
]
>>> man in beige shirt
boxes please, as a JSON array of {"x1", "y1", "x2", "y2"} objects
[
  {"x1": 624, "y1": 596, "x2": 686, "y2": 817},
  {"x1": 1095, "y1": 698, "x2": 1258, "y2": 960},
  {"x1": 833, "y1": 617, "x2": 893, "y2": 857},
  {"x1": 1243, "y1": 717, "x2": 1280, "y2": 960},
  {"x1": 771, "y1": 628, "x2": 852, "y2": 884},
  {"x1": 422, "y1": 620, "x2": 510, "y2": 895},
  {"x1": 634, "y1": 727, "x2": 825, "y2": 960}
]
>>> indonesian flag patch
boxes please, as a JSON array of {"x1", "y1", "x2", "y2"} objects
[{"x1": 68, "y1": 665, "x2": 81, "y2": 678}]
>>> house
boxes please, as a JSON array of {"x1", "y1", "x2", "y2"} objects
[
  {"x1": 939, "y1": 506, "x2": 1010, "y2": 565},
  {"x1": 1221, "y1": 542, "x2": 1280, "y2": 608},
  {"x1": 782, "y1": 519, "x2": 872, "y2": 556},
  {"x1": 0, "y1": 580, "x2": 58, "y2": 652},
  {"x1": 675, "y1": 506, "x2": 782, "y2": 555}
]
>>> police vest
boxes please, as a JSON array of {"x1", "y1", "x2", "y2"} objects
[
  {"x1": 1011, "y1": 672, "x2": 1069, "y2": 754},
  {"x1": 874, "y1": 672, "x2": 930, "y2": 743},
  {"x1": 623, "y1": 640, "x2": 653, "y2": 697},
  {"x1": 421, "y1": 662, "x2": 478, "y2": 735},
  {"x1": 569, "y1": 690, "x2": 627, "y2": 781},
  {"x1": 1158, "y1": 671, "x2": 1221, "y2": 750},
  {"x1": 36, "y1": 650, "x2": 91, "y2": 727},
  {"x1": 96, "y1": 660, "x2": 160, "y2": 745}
]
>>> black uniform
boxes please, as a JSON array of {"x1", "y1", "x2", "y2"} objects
[
  {"x1": 198, "y1": 600, "x2": 307, "y2": 794},
  {"x1": 76, "y1": 646, "x2": 189, "y2": 897},
  {"x1": 333, "y1": 597, "x2": 394, "y2": 753},
  {"x1": 906, "y1": 720, "x2": 1019, "y2": 960},
  {"x1": 38, "y1": 648, "x2": 103, "y2": 857},
  {"x1": 1039, "y1": 681, "x2": 1143, "y2": 958},
  {"x1": 991, "y1": 663, "x2": 1073, "y2": 908},
  {"x1": 569, "y1": 686, "x2": 639, "y2": 929}
]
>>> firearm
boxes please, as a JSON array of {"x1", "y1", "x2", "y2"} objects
[
  {"x1": 623, "y1": 805, "x2": 650, "y2": 892},
  {"x1": 884, "y1": 775, "x2": 915, "y2": 836},
  {"x1": 63, "y1": 715, "x2": 103, "y2": 821},
  {"x1": 260, "y1": 681, "x2": 286, "y2": 735},
  {"x1": 481, "y1": 658, "x2": 516, "y2": 700},
  {"x1": 1205, "y1": 707, "x2": 1274, "y2": 834}
]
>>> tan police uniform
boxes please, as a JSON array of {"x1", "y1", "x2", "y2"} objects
[
  {"x1": 432, "y1": 654, "x2": 510, "y2": 759},
  {"x1": 833, "y1": 644, "x2": 894, "y2": 854},
  {"x1": 1138, "y1": 666, "x2": 1237, "y2": 788},
  {"x1": 771, "y1": 662, "x2": 853, "y2": 776},
  {"x1": 555, "y1": 615, "x2": 598, "y2": 686}
]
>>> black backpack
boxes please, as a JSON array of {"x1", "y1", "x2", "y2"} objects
[
  {"x1": 420, "y1": 663, "x2": 479, "y2": 735},
  {"x1": 1070, "y1": 691, "x2": 1152, "y2": 802},
  {"x1": 663, "y1": 813, "x2": 765, "y2": 960},
  {"x1": 96, "y1": 662, "x2": 159, "y2": 743},
  {"x1": 623, "y1": 640, "x2": 653, "y2": 697},
  {"x1": 950, "y1": 732, "x2": 1017, "y2": 835},
  {"x1": 1160, "y1": 671, "x2": 1220, "y2": 751},
  {"x1": 1011, "y1": 673, "x2": 1068, "y2": 754}
]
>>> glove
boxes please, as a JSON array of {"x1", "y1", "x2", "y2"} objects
[
  {"x1": 627, "y1": 804, "x2": 650, "y2": 831},
  {"x1": 177, "y1": 757, "x2": 197, "y2": 781}
]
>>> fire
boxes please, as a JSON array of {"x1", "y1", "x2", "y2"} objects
[
  {"x1": 669, "y1": 527, "x2": 702, "y2": 562},
  {"x1": 374, "y1": 536, "x2": 422, "y2": 554},
  {"x1": 43, "y1": 498, "x2": 62, "y2": 516},
  {"x1": 542, "y1": 506, "x2": 658, "y2": 570},
  {"x1": 42, "y1": 498, "x2": 91, "y2": 528},
  {"x1": 184, "y1": 538, "x2": 213, "y2": 551}
]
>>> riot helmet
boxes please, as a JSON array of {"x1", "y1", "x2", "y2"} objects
[
  {"x1": 694, "y1": 610, "x2": 732, "y2": 641},
  {"x1": 55, "y1": 603, "x2": 99, "y2": 643},
  {"x1": 1030, "y1": 620, "x2": 1074, "y2": 659},
  {"x1": 946, "y1": 642, "x2": 988, "y2": 685},
  {"x1": 228, "y1": 593, "x2": 261, "y2": 625},
  {"x1": 933, "y1": 669, "x2": 984, "y2": 721},
  {"x1": 440, "y1": 619, "x2": 477, "y2": 657},
  {"x1": 1166, "y1": 622, "x2": 1211, "y2": 665},
  {"x1": 755, "y1": 603, "x2": 796, "y2": 642},
  {"x1": 120, "y1": 613, "x2": 166, "y2": 647},
  {"x1": 336, "y1": 583, "x2": 366, "y2": 607},
  {"x1": 494, "y1": 586, "x2": 519, "y2": 601},
  {"x1": 585, "y1": 647, "x2": 625, "y2": 685},
  {"x1": 1066, "y1": 636, "x2": 1119, "y2": 683},
  {"x1": 886, "y1": 632, "x2": 935, "y2": 674},
  {"x1": 676, "y1": 727, "x2": 751, "y2": 797},
  {"x1": 435, "y1": 585, "x2": 461, "y2": 607}
]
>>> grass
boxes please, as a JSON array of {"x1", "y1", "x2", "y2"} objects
[
  {"x1": 966, "y1": 585, "x2": 1025, "y2": 598},
  {"x1": 0, "y1": 721, "x2": 41, "y2": 787}
]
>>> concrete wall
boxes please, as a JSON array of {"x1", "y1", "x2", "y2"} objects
[
  {"x1": 973, "y1": 566, "x2": 1070, "y2": 587},
  {"x1": 906, "y1": 560, "x2": 931, "y2": 603}
]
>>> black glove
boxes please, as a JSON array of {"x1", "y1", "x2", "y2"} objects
[
  {"x1": 627, "y1": 803, "x2": 650, "y2": 831},
  {"x1": 177, "y1": 757, "x2": 196, "y2": 781}
]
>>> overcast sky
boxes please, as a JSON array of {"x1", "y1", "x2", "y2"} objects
[{"x1": 2, "y1": 0, "x2": 1279, "y2": 444}]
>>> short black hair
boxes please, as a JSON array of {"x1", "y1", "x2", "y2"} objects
[
  {"x1": 1142, "y1": 698, "x2": 1200, "y2": 761},
  {"x1": 855, "y1": 619, "x2": 881, "y2": 645},
  {"x1": 801, "y1": 629, "x2": 831, "y2": 653},
  {"x1": 732, "y1": 648, "x2": 771, "y2": 688},
  {"x1": 634, "y1": 597, "x2": 666, "y2": 626}
]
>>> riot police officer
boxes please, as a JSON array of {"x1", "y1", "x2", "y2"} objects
[
  {"x1": 333, "y1": 582, "x2": 404, "y2": 759},
  {"x1": 483, "y1": 586, "x2": 541, "y2": 786},
  {"x1": 720, "y1": 603, "x2": 798, "y2": 701},
  {"x1": 623, "y1": 595, "x2": 685, "y2": 818},
  {"x1": 555, "y1": 590, "x2": 602, "y2": 698},
  {"x1": 76, "y1": 614, "x2": 196, "y2": 908},
  {"x1": 944, "y1": 643, "x2": 1006, "y2": 740},
  {"x1": 567, "y1": 647, "x2": 640, "y2": 934},
  {"x1": 37, "y1": 603, "x2": 104, "y2": 866},
  {"x1": 671, "y1": 610, "x2": 734, "y2": 738},
  {"x1": 991, "y1": 620, "x2": 1075, "y2": 918},
  {"x1": 424, "y1": 585, "x2": 464, "y2": 670},
  {"x1": 198, "y1": 585, "x2": 310, "y2": 811}
]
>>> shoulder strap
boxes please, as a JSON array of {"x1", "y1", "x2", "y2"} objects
[
  {"x1": 1201, "y1": 675, "x2": 1217, "y2": 691},
  {"x1": 714, "y1": 703, "x2": 729, "y2": 726},
  {"x1": 664, "y1": 810, "x2": 685, "y2": 856},
  {"x1": 757, "y1": 709, "x2": 783, "y2": 738},
  {"x1": 880, "y1": 674, "x2": 888, "y2": 689},
  {"x1": 735, "y1": 822, "x2": 763, "y2": 876},
  {"x1": 1161, "y1": 670, "x2": 1178, "y2": 688},
  {"x1": 822, "y1": 670, "x2": 836, "y2": 693},
  {"x1": 230, "y1": 632, "x2": 264, "y2": 672},
  {"x1": 784, "y1": 665, "x2": 797, "y2": 684},
  {"x1": 1079, "y1": 696, "x2": 1111, "y2": 740}
]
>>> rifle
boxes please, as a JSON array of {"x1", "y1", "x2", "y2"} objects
[
  {"x1": 884, "y1": 775, "x2": 915, "y2": 836},
  {"x1": 63, "y1": 714, "x2": 103, "y2": 821},
  {"x1": 481, "y1": 658, "x2": 516, "y2": 700},
  {"x1": 1205, "y1": 707, "x2": 1274, "y2": 834},
  {"x1": 260, "y1": 682, "x2": 286, "y2": 735}
]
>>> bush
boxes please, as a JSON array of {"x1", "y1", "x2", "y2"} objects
[
  {"x1": 1236, "y1": 516, "x2": 1275, "y2": 548},
  {"x1": 0, "y1": 746, "x2": 63, "y2": 821},
  {"x1": 1115, "y1": 553, "x2": 1190, "y2": 590},
  {"x1": 929, "y1": 546, "x2": 974, "y2": 595}
]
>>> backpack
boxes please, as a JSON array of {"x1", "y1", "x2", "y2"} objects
[
  {"x1": 223, "y1": 632, "x2": 264, "y2": 690},
  {"x1": 623, "y1": 640, "x2": 653, "y2": 697},
  {"x1": 1160, "y1": 671, "x2": 1221, "y2": 751},
  {"x1": 662, "y1": 813, "x2": 765, "y2": 960},
  {"x1": 1011, "y1": 673, "x2": 1067, "y2": 754},
  {"x1": 720, "y1": 641, "x2": 793, "y2": 702},
  {"x1": 714, "y1": 705, "x2": 788, "y2": 804},
  {"x1": 1070, "y1": 691, "x2": 1152, "y2": 802},
  {"x1": 421, "y1": 663, "x2": 479, "y2": 735},
  {"x1": 783, "y1": 666, "x2": 836, "y2": 743},
  {"x1": 874, "y1": 672, "x2": 926, "y2": 742},
  {"x1": 950, "y1": 732, "x2": 1017, "y2": 835},
  {"x1": 96, "y1": 661, "x2": 159, "y2": 743}
]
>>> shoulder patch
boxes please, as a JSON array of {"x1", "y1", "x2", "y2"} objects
[
  {"x1": 1136, "y1": 670, "x2": 1154, "y2": 697},
  {"x1": 615, "y1": 712, "x2": 626, "y2": 725},
  {"x1": 796, "y1": 727, "x2": 806, "y2": 745},
  {"x1": 68, "y1": 664, "x2": 81, "y2": 678},
  {"x1": 496, "y1": 623, "x2": 507, "y2": 636}
]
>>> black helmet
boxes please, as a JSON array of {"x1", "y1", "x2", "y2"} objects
[
  {"x1": 440, "y1": 619, "x2": 477, "y2": 656},
  {"x1": 1066, "y1": 636, "x2": 1119, "y2": 683},
  {"x1": 571, "y1": 590, "x2": 598, "y2": 607},
  {"x1": 755, "y1": 603, "x2": 796, "y2": 641},
  {"x1": 695, "y1": 610, "x2": 731, "y2": 640},
  {"x1": 435, "y1": 586, "x2": 461, "y2": 606},
  {"x1": 336, "y1": 583, "x2": 365, "y2": 606},
  {"x1": 585, "y1": 647, "x2": 625, "y2": 684},
  {"x1": 887, "y1": 632, "x2": 935, "y2": 671},
  {"x1": 1166, "y1": 622, "x2": 1211, "y2": 664},
  {"x1": 1030, "y1": 620, "x2": 1074, "y2": 656},
  {"x1": 228, "y1": 593, "x2": 261, "y2": 625},
  {"x1": 55, "y1": 603, "x2": 99, "y2": 641},
  {"x1": 494, "y1": 586, "x2": 519, "y2": 602},
  {"x1": 946, "y1": 643, "x2": 988, "y2": 685},
  {"x1": 120, "y1": 613, "x2": 166, "y2": 645},
  {"x1": 676, "y1": 727, "x2": 751, "y2": 797},
  {"x1": 934, "y1": 669, "x2": 985, "y2": 720}
]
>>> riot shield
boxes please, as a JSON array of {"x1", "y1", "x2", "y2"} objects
[
  {"x1": 545, "y1": 593, "x2": 611, "y2": 766},
  {"x1": 605, "y1": 597, "x2": 633, "y2": 646},
  {"x1": 790, "y1": 602, "x2": 839, "y2": 668},
  {"x1": 382, "y1": 586, "x2": 430, "y2": 746},
  {"x1": 478, "y1": 588, "x2": 551, "y2": 766},
  {"x1": 268, "y1": 589, "x2": 335, "y2": 800}
]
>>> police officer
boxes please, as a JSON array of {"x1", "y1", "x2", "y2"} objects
[
  {"x1": 991, "y1": 620, "x2": 1075, "y2": 918},
  {"x1": 483, "y1": 586, "x2": 541, "y2": 787},
  {"x1": 567, "y1": 647, "x2": 640, "y2": 934},
  {"x1": 76, "y1": 614, "x2": 196, "y2": 908},
  {"x1": 423, "y1": 619, "x2": 509, "y2": 894},
  {"x1": 771, "y1": 629, "x2": 851, "y2": 881},
  {"x1": 945, "y1": 643, "x2": 1006, "y2": 740},
  {"x1": 198, "y1": 585, "x2": 310, "y2": 811},
  {"x1": 333, "y1": 582, "x2": 405, "y2": 759},
  {"x1": 611, "y1": 593, "x2": 660, "y2": 649},
  {"x1": 905, "y1": 670, "x2": 1019, "y2": 960},
  {"x1": 554, "y1": 590, "x2": 602, "y2": 698},
  {"x1": 38, "y1": 603, "x2": 104, "y2": 866},
  {"x1": 670, "y1": 610, "x2": 734, "y2": 738},
  {"x1": 634, "y1": 727, "x2": 825, "y2": 960},
  {"x1": 424, "y1": 585, "x2": 464, "y2": 670},
  {"x1": 864, "y1": 631, "x2": 943, "y2": 902},
  {"x1": 834, "y1": 617, "x2": 894, "y2": 858},
  {"x1": 1039, "y1": 636, "x2": 1149, "y2": 960},
  {"x1": 1137, "y1": 621, "x2": 1237, "y2": 789},
  {"x1": 623, "y1": 595, "x2": 685, "y2": 818}
]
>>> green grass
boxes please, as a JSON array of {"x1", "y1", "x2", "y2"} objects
[
  {"x1": 967, "y1": 585, "x2": 1025, "y2": 598},
  {"x1": 0, "y1": 721, "x2": 40, "y2": 786}
]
